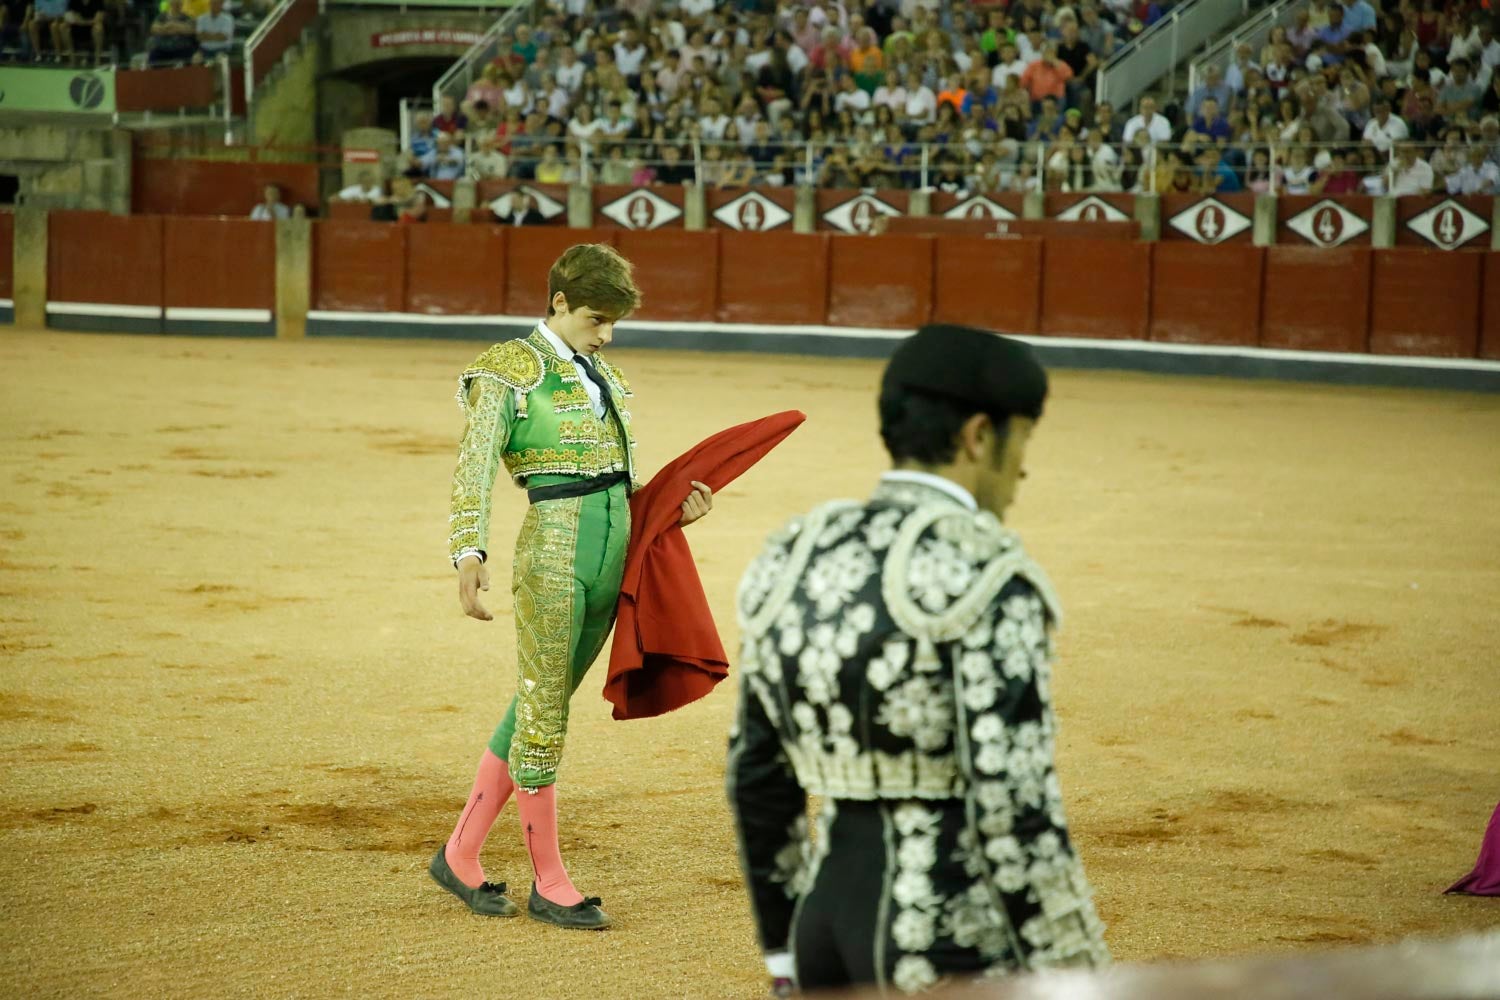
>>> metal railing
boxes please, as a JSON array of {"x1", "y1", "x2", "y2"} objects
[
  {"x1": 243, "y1": 0, "x2": 318, "y2": 112},
  {"x1": 431, "y1": 1, "x2": 538, "y2": 110},
  {"x1": 390, "y1": 135, "x2": 1480, "y2": 199},
  {"x1": 1096, "y1": 0, "x2": 1250, "y2": 111},
  {"x1": 1188, "y1": 0, "x2": 1309, "y2": 98}
]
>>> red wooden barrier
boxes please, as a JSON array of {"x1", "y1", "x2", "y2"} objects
[
  {"x1": 615, "y1": 229, "x2": 718, "y2": 322},
  {"x1": 1149, "y1": 243, "x2": 1264, "y2": 346},
  {"x1": 134, "y1": 160, "x2": 321, "y2": 217},
  {"x1": 827, "y1": 233, "x2": 931, "y2": 328},
  {"x1": 931, "y1": 235, "x2": 1041, "y2": 334},
  {"x1": 717, "y1": 231, "x2": 829, "y2": 325},
  {"x1": 312, "y1": 220, "x2": 407, "y2": 312},
  {"x1": 1368, "y1": 250, "x2": 1481, "y2": 357},
  {"x1": 0, "y1": 212, "x2": 13, "y2": 301},
  {"x1": 405, "y1": 224, "x2": 506, "y2": 316},
  {"x1": 1260, "y1": 246, "x2": 1371, "y2": 353},
  {"x1": 116, "y1": 65, "x2": 215, "y2": 112},
  {"x1": 504, "y1": 227, "x2": 617, "y2": 316},
  {"x1": 48, "y1": 211, "x2": 163, "y2": 307},
  {"x1": 163, "y1": 217, "x2": 274, "y2": 310},
  {"x1": 1041, "y1": 239, "x2": 1151, "y2": 339},
  {"x1": 1484, "y1": 254, "x2": 1500, "y2": 361}
]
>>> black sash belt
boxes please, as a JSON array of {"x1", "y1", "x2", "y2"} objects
[{"x1": 526, "y1": 471, "x2": 628, "y2": 505}]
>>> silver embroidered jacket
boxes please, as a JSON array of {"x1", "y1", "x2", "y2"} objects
[{"x1": 727, "y1": 477, "x2": 1109, "y2": 977}]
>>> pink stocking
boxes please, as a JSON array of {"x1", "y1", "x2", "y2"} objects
[
  {"x1": 444, "y1": 749, "x2": 514, "y2": 889},
  {"x1": 516, "y1": 783, "x2": 584, "y2": 906}
]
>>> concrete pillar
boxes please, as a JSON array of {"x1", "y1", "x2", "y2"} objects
[
  {"x1": 451, "y1": 178, "x2": 476, "y2": 224},
  {"x1": 1491, "y1": 198, "x2": 1500, "y2": 250},
  {"x1": 1133, "y1": 193, "x2": 1161, "y2": 241},
  {"x1": 683, "y1": 181, "x2": 706, "y2": 230},
  {"x1": 1371, "y1": 196, "x2": 1397, "y2": 248},
  {"x1": 13, "y1": 206, "x2": 47, "y2": 329},
  {"x1": 1022, "y1": 190, "x2": 1045, "y2": 219},
  {"x1": 793, "y1": 185, "x2": 817, "y2": 234},
  {"x1": 907, "y1": 188, "x2": 931, "y2": 217},
  {"x1": 1252, "y1": 194, "x2": 1278, "y2": 247},
  {"x1": 567, "y1": 183, "x2": 593, "y2": 228},
  {"x1": 275, "y1": 213, "x2": 310, "y2": 339}
]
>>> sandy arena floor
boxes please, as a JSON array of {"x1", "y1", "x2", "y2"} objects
[{"x1": 1, "y1": 328, "x2": 1497, "y2": 999}]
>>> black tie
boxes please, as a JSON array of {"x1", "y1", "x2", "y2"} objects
[{"x1": 573, "y1": 354, "x2": 617, "y2": 416}]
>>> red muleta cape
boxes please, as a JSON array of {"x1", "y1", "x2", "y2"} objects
[{"x1": 603, "y1": 410, "x2": 806, "y2": 721}]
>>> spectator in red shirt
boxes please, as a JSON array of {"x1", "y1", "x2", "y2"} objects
[
  {"x1": 1019, "y1": 43, "x2": 1074, "y2": 105},
  {"x1": 433, "y1": 95, "x2": 468, "y2": 140},
  {"x1": 1316, "y1": 148, "x2": 1362, "y2": 194}
]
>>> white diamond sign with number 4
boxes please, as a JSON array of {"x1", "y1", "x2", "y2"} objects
[
  {"x1": 600, "y1": 189, "x2": 683, "y2": 230},
  {"x1": 1167, "y1": 197, "x2": 1253, "y2": 244},
  {"x1": 712, "y1": 191, "x2": 793, "y2": 231},
  {"x1": 489, "y1": 185, "x2": 566, "y2": 219},
  {"x1": 941, "y1": 195, "x2": 1018, "y2": 220},
  {"x1": 821, "y1": 194, "x2": 901, "y2": 234},
  {"x1": 1055, "y1": 196, "x2": 1131, "y2": 223},
  {"x1": 1406, "y1": 199, "x2": 1489, "y2": 250},
  {"x1": 1285, "y1": 199, "x2": 1369, "y2": 247}
]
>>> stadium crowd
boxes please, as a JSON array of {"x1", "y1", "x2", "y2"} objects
[
  {"x1": 387, "y1": 0, "x2": 1500, "y2": 199},
  {"x1": 0, "y1": 0, "x2": 267, "y2": 67}
]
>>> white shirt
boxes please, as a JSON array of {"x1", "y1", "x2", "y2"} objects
[
  {"x1": 903, "y1": 85, "x2": 936, "y2": 121},
  {"x1": 1122, "y1": 112, "x2": 1172, "y2": 144},
  {"x1": 786, "y1": 43, "x2": 810, "y2": 75},
  {"x1": 834, "y1": 87, "x2": 871, "y2": 112},
  {"x1": 1387, "y1": 158, "x2": 1434, "y2": 196},
  {"x1": 699, "y1": 113, "x2": 731, "y2": 140},
  {"x1": 614, "y1": 41, "x2": 647, "y2": 76},
  {"x1": 1362, "y1": 114, "x2": 1408, "y2": 153},
  {"x1": 538, "y1": 320, "x2": 607, "y2": 419},
  {"x1": 679, "y1": 0, "x2": 713, "y2": 16},
  {"x1": 1447, "y1": 161, "x2": 1499, "y2": 195},
  {"x1": 991, "y1": 58, "x2": 1027, "y2": 90},
  {"x1": 873, "y1": 84, "x2": 906, "y2": 110},
  {"x1": 879, "y1": 470, "x2": 977, "y2": 511},
  {"x1": 336, "y1": 183, "x2": 383, "y2": 201},
  {"x1": 556, "y1": 60, "x2": 584, "y2": 92}
]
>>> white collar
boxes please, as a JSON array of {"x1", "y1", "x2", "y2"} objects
[
  {"x1": 879, "y1": 470, "x2": 977, "y2": 511},
  {"x1": 536, "y1": 319, "x2": 577, "y2": 361}
]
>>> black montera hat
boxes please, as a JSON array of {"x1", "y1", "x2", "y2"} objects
[{"x1": 881, "y1": 324, "x2": 1048, "y2": 421}]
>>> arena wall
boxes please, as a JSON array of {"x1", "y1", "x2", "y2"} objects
[{"x1": 12, "y1": 209, "x2": 1500, "y2": 390}]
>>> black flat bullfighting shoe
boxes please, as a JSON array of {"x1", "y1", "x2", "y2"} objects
[
  {"x1": 428, "y1": 846, "x2": 520, "y2": 917},
  {"x1": 526, "y1": 883, "x2": 611, "y2": 929}
]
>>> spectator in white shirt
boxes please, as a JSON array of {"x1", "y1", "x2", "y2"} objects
[
  {"x1": 991, "y1": 42, "x2": 1027, "y2": 91},
  {"x1": 1447, "y1": 144, "x2": 1500, "y2": 193},
  {"x1": 539, "y1": 72, "x2": 570, "y2": 121},
  {"x1": 872, "y1": 69, "x2": 906, "y2": 111},
  {"x1": 555, "y1": 47, "x2": 584, "y2": 92},
  {"x1": 656, "y1": 50, "x2": 686, "y2": 98},
  {"x1": 614, "y1": 27, "x2": 647, "y2": 81},
  {"x1": 679, "y1": 0, "x2": 713, "y2": 18},
  {"x1": 195, "y1": 0, "x2": 233, "y2": 58},
  {"x1": 1386, "y1": 143, "x2": 1435, "y2": 195},
  {"x1": 699, "y1": 97, "x2": 732, "y2": 140},
  {"x1": 833, "y1": 73, "x2": 871, "y2": 113},
  {"x1": 1361, "y1": 99, "x2": 1408, "y2": 152},
  {"x1": 336, "y1": 170, "x2": 384, "y2": 201},
  {"x1": 733, "y1": 95, "x2": 762, "y2": 141},
  {"x1": 901, "y1": 69, "x2": 936, "y2": 122},
  {"x1": 250, "y1": 184, "x2": 290, "y2": 221},
  {"x1": 1122, "y1": 95, "x2": 1173, "y2": 144},
  {"x1": 567, "y1": 104, "x2": 607, "y2": 149}
]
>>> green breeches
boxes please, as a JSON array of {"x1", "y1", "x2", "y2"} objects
[{"x1": 489, "y1": 481, "x2": 629, "y2": 788}]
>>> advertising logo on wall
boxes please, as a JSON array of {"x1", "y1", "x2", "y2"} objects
[
  {"x1": 712, "y1": 191, "x2": 792, "y2": 231},
  {"x1": 0, "y1": 67, "x2": 115, "y2": 113},
  {"x1": 599, "y1": 189, "x2": 682, "y2": 229},
  {"x1": 1406, "y1": 199, "x2": 1489, "y2": 250},
  {"x1": 1285, "y1": 199, "x2": 1369, "y2": 248},
  {"x1": 1167, "y1": 198, "x2": 1252, "y2": 244},
  {"x1": 1055, "y1": 196, "x2": 1130, "y2": 223},
  {"x1": 489, "y1": 185, "x2": 566, "y2": 219},
  {"x1": 822, "y1": 193, "x2": 901, "y2": 234},
  {"x1": 370, "y1": 28, "x2": 485, "y2": 48},
  {"x1": 942, "y1": 195, "x2": 1017, "y2": 220}
]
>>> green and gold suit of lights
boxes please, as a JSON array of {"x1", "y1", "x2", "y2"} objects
[{"x1": 448, "y1": 329, "x2": 640, "y2": 789}]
